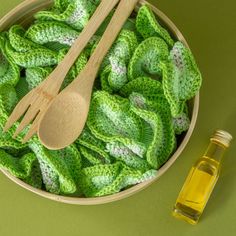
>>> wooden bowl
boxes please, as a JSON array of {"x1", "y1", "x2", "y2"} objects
[{"x1": 0, "y1": 0, "x2": 199, "y2": 205}]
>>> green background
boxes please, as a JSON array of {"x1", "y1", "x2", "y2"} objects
[{"x1": 1, "y1": 0, "x2": 236, "y2": 235}]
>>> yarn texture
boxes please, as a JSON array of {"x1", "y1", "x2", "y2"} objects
[{"x1": 0, "y1": 0, "x2": 202, "y2": 197}]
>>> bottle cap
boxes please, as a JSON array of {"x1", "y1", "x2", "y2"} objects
[{"x1": 211, "y1": 130, "x2": 233, "y2": 148}]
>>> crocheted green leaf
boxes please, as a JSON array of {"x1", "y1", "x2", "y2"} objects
[
  {"x1": 161, "y1": 42, "x2": 202, "y2": 117},
  {"x1": 76, "y1": 126, "x2": 111, "y2": 164},
  {"x1": 6, "y1": 40, "x2": 58, "y2": 68},
  {"x1": 87, "y1": 91, "x2": 146, "y2": 157},
  {"x1": 79, "y1": 162, "x2": 157, "y2": 197},
  {"x1": 93, "y1": 29, "x2": 138, "y2": 72},
  {"x1": 9, "y1": 25, "x2": 42, "y2": 52},
  {"x1": 25, "y1": 21, "x2": 80, "y2": 46},
  {"x1": 0, "y1": 84, "x2": 18, "y2": 114},
  {"x1": 0, "y1": 97, "x2": 27, "y2": 150},
  {"x1": 161, "y1": 61, "x2": 181, "y2": 117},
  {"x1": 29, "y1": 140, "x2": 81, "y2": 194},
  {"x1": 79, "y1": 145, "x2": 108, "y2": 167},
  {"x1": 128, "y1": 37, "x2": 169, "y2": 80},
  {"x1": 15, "y1": 77, "x2": 30, "y2": 99},
  {"x1": 130, "y1": 92, "x2": 176, "y2": 168},
  {"x1": 100, "y1": 65, "x2": 113, "y2": 93},
  {"x1": 136, "y1": 5, "x2": 174, "y2": 47},
  {"x1": 23, "y1": 158, "x2": 42, "y2": 189},
  {"x1": 107, "y1": 56, "x2": 127, "y2": 91},
  {"x1": 98, "y1": 30, "x2": 138, "y2": 91},
  {"x1": 120, "y1": 76, "x2": 163, "y2": 99},
  {"x1": 35, "y1": 0, "x2": 100, "y2": 31},
  {"x1": 172, "y1": 111, "x2": 190, "y2": 135},
  {"x1": 170, "y1": 41, "x2": 202, "y2": 100},
  {"x1": 26, "y1": 67, "x2": 53, "y2": 90},
  {"x1": 0, "y1": 34, "x2": 20, "y2": 86},
  {"x1": 0, "y1": 149, "x2": 36, "y2": 178},
  {"x1": 106, "y1": 141, "x2": 151, "y2": 172}
]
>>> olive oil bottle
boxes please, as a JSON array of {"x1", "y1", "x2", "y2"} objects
[{"x1": 172, "y1": 130, "x2": 233, "y2": 225}]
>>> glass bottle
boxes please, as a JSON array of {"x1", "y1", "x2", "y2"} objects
[{"x1": 172, "y1": 130, "x2": 233, "y2": 225}]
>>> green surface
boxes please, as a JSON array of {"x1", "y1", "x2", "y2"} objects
[{"x1": 0, "y1": 0, "x2": 236, "y2": 235}]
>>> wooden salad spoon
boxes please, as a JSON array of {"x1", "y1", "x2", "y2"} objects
[
  {"x1": 3, "y1": 0, "x2": 120, "y2": 141},
  {"x1": 38, "y1": 0, "x2": 139, "y2": 150}
]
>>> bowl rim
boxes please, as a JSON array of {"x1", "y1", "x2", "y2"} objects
[{"x1": 0, "y1": 0, "x2": 199, "y2": 205}]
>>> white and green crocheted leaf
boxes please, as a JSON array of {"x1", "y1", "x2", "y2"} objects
[
  {"x1": 25, "y1": 21, "x2": 80, "y2": 46},
  {"x1": 29, "y1": 140, "x2": 81, "y2": 194},
  {"x1": 26, "y1": 67, "x2": 53, "y2": 90},
  {"x1": 87, "y1": 91, "x2": 146, "y2": 157},
  {"x1": 0, "y1": 149, "x2": 36, "y2": 178},
  {"x1": 106, "y1": 141, "x2": 151, "y2": 172},
  {"x1": 0, "y1": 84, "x2": 18, "y2": 114},
  {"x1": 0, "y1": 97, "x2": 27, "y2": 150},
  {"x1": 35, "y1": 0, "x2": 100, "y2": 31},
  {"x1": 9, "y1": 25, "x2": 43, "y2": 52},
  {"x1": 172, "y1": 112, "x2": 190, "y2": 135},
  {"x1": 161, "y1": 61, "x2": 182, "y2": 117},
  {"x1": 120, "y1": 76, "x2": 163, "y2": 99},
  {"x1": 76, "y1": 126, "x2": 111, "y2": 164},
  {"x1": 128, "y1": 37, "x2": 169, "y2": 80},
  {"x1": 79, "y1": 162, "x2": 157, "y2": 197},
  {"x1": 170, "y1": 41, "x2": 202, "y2": 101},
  {"x1": 0, "y1": 34, "x2": 20, "y2": 86},
  {"x1": 136, "y1": 5, "x2": 174, "y2": 47},
  {"x1": 5, "y1": 40, "x2": 58, "y2": 68},
  {"x1": 130, "y1": 92, "x2": 176, "y2": 168}
]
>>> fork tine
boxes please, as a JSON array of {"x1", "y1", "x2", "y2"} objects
[
  {"x1": 22, "y1": 112, "x2": 42, "y2": 143},
  {"x1": 3, "y1": 98, "x2": 31, "y2": 133},
  {"x1": 13, "y1": 105, "x2": 40, "y2": 138}
]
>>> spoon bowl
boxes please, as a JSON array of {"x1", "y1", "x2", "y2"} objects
[{"x1": 38, "y1": 92, "x2": 89, "y2": 150}]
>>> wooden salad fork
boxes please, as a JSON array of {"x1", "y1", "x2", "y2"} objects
[
  {"x1": 3, "y1": 0, "x2": 120, "y2": 142},
  {"x1": 38, "y1": 0, "x2": 139, "y2": 150}
]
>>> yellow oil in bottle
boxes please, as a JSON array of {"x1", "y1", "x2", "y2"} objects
[{"x1": 173, "y1": 130, "x2": 233, "y2": 225}]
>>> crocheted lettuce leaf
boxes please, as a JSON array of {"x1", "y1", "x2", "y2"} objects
[
  {"x1": 0, "y1": 34, "x2": 20, "y2": 87},
  {"x1": 170, "y1": 41, "x2": 202, "y2": 100},
  {"x1": 129, "y1": 92, "x2": 176, "y2": 168},
  {"x1": 35, "y1": 0, "x2": 100, "y2": 31},
  {"x1": 9, "y1": 25, "x2": 43, "y2": 52},
  {"x1": 87, "y1": 91, "x2": 147, "y2": 157},
  {"x1": 0, "y1": 148, "x2": 42, "y2": 188},
  {"x1": 136, "y1": 5, "x2": 174, "y2": 47},
  {"x1": 5, "y1": 40, "x2": 58, "y2": 68},
  {"x1": 0, "y1": 96, "x2": 27, "y2": 150},
  {"x1": 0, "y1": 84, "x2": 18, "y2": 114},
  {"x1": 29, "y1": 139, "x2": 82, "y2": 194},
  {"x1": 128, "y1": 37, "x2": 169, "y2": 80},
  {"x1": 26, "y1": 67, "x2": 53, "y2": 90},
  {"x1": 76, "y1": 126, "x2": 112, "y2": 165},
  {"x1": 106, "y1": 141, "x2": 151, "y2": 172},
  {"x1": 172, "y1": 111, "x2": 190, "y2": 135},
  {"x1": 162, "y1": 42, "x2": 202, "y2": 117},
  {"x1": 79, "y1": 162, "x2": 157, "y2": 197},
  {"x1": 25, "y1": 21, "x2": 80, "y2": 46},
  {"x1": 120, "y1": 76, "x2": 163, "y2": 99},
  {"x1": 98, "y1": 29, "x2": 138, "y2": 91}
]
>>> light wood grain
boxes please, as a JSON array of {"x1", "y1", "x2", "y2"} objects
[
  {"x1": 3, "y1": 0, "x2": 120, "y2": 142},
  {"x1": 38, "y1": 0, "x2": 140, "y2": 150},
  {"x1": 0, "y1": 0, "x2": 199, "y2": 205}
]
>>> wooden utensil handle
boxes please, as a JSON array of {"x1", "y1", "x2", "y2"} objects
[
  {"x1": 89, "y1": 0, "x2": 139, "y2": 70},
  {"x1": 46, "y1": 0, "x2": 120, "y2": 89}
]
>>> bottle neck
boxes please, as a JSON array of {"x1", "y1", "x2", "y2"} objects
[{"x1": 204, "y1": 140, "x2": 227, "y2": 162}]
